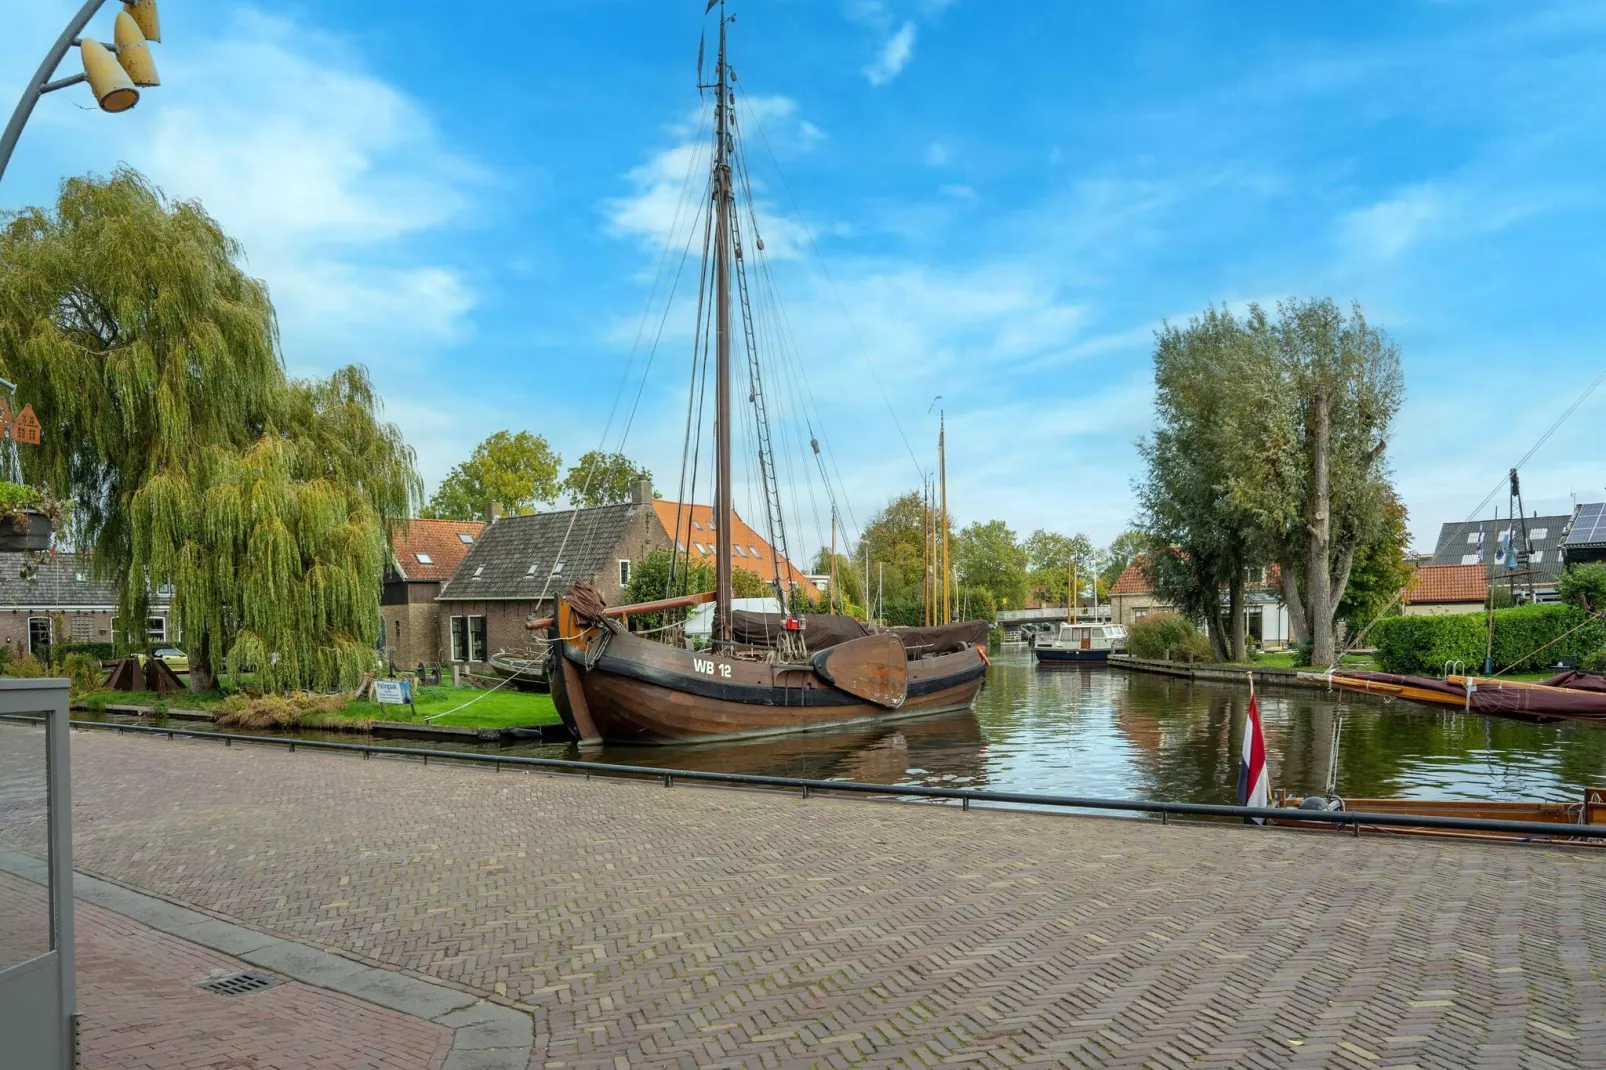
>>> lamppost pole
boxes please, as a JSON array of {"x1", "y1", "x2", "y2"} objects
[
  {"x1": 1, "y1": 0, "x2": 162, "y2": 187},
  {"x1": 0, "y1": 1, "x2": 111, "y2": 186}
]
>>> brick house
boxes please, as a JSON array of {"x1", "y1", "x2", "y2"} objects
[
  {"x1": 381, "y1": 518, "x2": 485, "y2": 668},
  {"x1": 651, "y1": 499, "x2": 820, "y2": 600},
  {"x1": 1108, "y1": 557, "x2": 1292, "y2": 649},
  {"x1": 0, "y1": 552, "x2": 172, "y2": 661},
  {"x1": 1401, "y1": 563, "x2": 1488, "y2": 616},
  {"x1": 435, "y1": 482, "x2": 671, "y2": 671}
]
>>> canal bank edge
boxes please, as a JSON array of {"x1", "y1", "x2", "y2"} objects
[
  {"x1": 71, "y1": 703, "x2": 574, "y2": 744},
  {"x1": 1109, "y1": 654, "x2": 1386, "y2": 700},
  {"x1": 0, "y1": 849, "x2": 535, "y2": 1070}
]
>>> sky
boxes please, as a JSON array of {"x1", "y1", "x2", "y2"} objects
[{"x1": 4, "y1": 0, "x2": 1606, "y2": 559}]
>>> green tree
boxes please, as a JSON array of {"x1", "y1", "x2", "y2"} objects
[
  {"x1": 1136, "y1": 307, "x2": 1260, "y2": 661},
  {"x1": 562, "y1": 450, "x2": 651, "y2": 508},
  {"x1": 955, "y1": 520, "x2": 1027, "y2": 608},
  {"x1": 423, "y1": 431, "x2": 561, "y2": 520},
  {"x1": 1337, "y1": 491, "x2": 1413, "y2": 632},
  {"x1": 857, "y1": 490, "x2": 950, "y2": 601},
  {"x1": 1098, "y1": 530, "x2": 1145, "y2": 594},
  {"x1": 1558, "y1": 563, "x2": 1606, "y2": 613},
  {"x1": 809, "y1": 547, "x2": 865, "y2": 612},
  {"x1": 1023, "y1": 529, "x2": 1095, "y2": 604},
  {"x1": 0, "y1": 170, "x2": 419, "y2": 692},
  {"x1": 1225, "y1": 299, "x2": 1403, "y2": 666}
]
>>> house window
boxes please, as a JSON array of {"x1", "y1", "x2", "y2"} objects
[
  {"x1": 415, "y1": 552, "x2": 433, "y2": 565},
  {"x1": 1531, "y1": 528, "x2": 1549, "y2": 540},
  {"x1": 147, "y1": 617, "x2": 167, "y2": 642},
  {"x1": 618, "y1": 559, "x2": 631, "y2": 586},
  {"x1": 525, "y1": 563, "x2": 538, "y2": 577},
  {"x1": 394, "y1": 620, "x2": 402, "y2": 642},
  {"x1": 551, "y1": 561, "x2": 564, "y2": 576},
  {"x1": 1531, "y1": 550, "x2": 1545, "y2": 562},
  {"x1": 458, "y1": 532, "x2": 475, "y2": 544},
  {"x1": 472, "y1": 565, "x2": 485, "y2": 579},
  {"x1": 694, "y1": 542, "x2": 706, "y2": 554},
  {"x1": 692, "y1": 520, "x2": 702, "y2": 530},
  {"x1": 71, "y1": 615, "x2": 92, "y2": 642},
  {"x1": 1460, "y1": 554, "x2": 1480, "y2": 565},
  {"x1": 451, "y1": 615, "x2": 488, "y2": 662},
  {"x1": 28, "y1": 616, "x2": 52, "y2": 660},
  {"x1": 1132, "y1": 608, "x2": 1148, "y2": 620},
  {"x1": 676, "y1": 541, "x2": 687, "y2": 553},
  {"x1": 749, "y1": 545, "x2": 761, "y2": 558},
  {"x1": 1466, "y1": 532, "x2": 1481, "y2": 544},
  {"x1": 732, "y1": 545, "x2": 746, "y2": 557}
]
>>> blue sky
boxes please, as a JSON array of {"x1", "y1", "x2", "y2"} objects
[{"x1": 4, "y1": 0, "x2": 1606, "y2": 558}]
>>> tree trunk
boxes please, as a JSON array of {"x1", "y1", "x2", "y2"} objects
[
  {"x1": 1306, "y1": 385, "x2": 1336, "y2": 667},
  {"x1": 1279, "y1": 558, "x2": 1309, "y2": 645},
  {"x1": 1207, "y1": 611, "x2": 1230, "y2": 662},
  {"x1": 189, "y1": 630, "x2": 215, "y2": 694},
  {"x1": 1229, "y1": 569, "x2": 1246, "y2": 662}
]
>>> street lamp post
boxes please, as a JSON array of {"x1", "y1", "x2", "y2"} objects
[{"x1": 0, "y1": 0, "x2": 163, "y2": 186}]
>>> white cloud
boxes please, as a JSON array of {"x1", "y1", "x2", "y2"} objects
[
  {"x1": 864, "y1": 22, "x2": 917, "y2": 86},
  {"x1": 1340, "y1": 184, "x2": 1451, "y2": 260}
]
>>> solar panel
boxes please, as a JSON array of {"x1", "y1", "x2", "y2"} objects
[{"x1": 1566, "y1": 502, "x2": 1606, "y2": 547}]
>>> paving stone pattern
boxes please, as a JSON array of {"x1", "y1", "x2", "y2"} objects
[
  {"x1": 24, "y1": 731, "x2": 1606, "y2": 1067},
  {"x1": 0, "y1": 871, "x2": 452, "y2": 1070}
]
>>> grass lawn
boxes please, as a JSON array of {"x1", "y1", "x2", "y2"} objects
[{"x1": 73, "y1": 683, "x2": 559, "y2": 730}]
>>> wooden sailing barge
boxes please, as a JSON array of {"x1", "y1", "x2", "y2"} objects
[
  {"x1": 1299, "y1": 669, "x2": 1606, "y2": 723},
  {"x1": 538, "y1": 3, "x2": 988, "y2": 746}
]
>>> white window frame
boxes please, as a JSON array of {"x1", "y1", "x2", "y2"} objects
[
  {"x1": 618, "y1": 559, "x2": 631, "y2": 586},
  {"x1": 415, "y1": 552, "x2": 434, "y2": 565},
  {"x1": 468, "y1": 615, "x2": 487, "y2": 663},
  {"x1": 146, "y1": 616, "x2": 167, "y2": 643}
]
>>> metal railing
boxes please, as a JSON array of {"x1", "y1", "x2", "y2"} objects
[{"x1": 10, "y1": 714, "x2": 1606, "y2": 844}]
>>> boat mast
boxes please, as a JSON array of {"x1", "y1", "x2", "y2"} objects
[
  {"x1": 939, "y1": 412, "x2": 949, "y2": 625},
  {"x1": 712, "y1": 2, "x2": 734, "y2": 646}
]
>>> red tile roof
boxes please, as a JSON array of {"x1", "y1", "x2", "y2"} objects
[
  {"x1": 1404, "y1": 564, "x2": 1487, "y2": 605},
  {"x1": 392, "y1": 519, "x2": 486, "y2": 582},
  {"x1": 652, "y1": 501, "x2": 820, "y2": 598},
  {"x1": 1109, "y1": 559, "x2": 1151, "y2": 595}
]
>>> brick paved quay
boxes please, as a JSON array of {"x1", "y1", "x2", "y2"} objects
[{"x1": 14, "y1": 729, "x2": 1606, "y2": 1068}]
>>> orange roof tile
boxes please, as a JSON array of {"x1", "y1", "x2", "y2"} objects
[
  {"x1": 1109, "y1": 559, "x2": 1151, "y2": 595},
  {"x1": 1404, "y1": 564, "x2": 1488, "y2": 605},
  {"x1": 652, "y1": 500, "x2": 820, "y2": 599},
  {"x1": 392, "y1": 518, "x2": 486, "y2": 582}
]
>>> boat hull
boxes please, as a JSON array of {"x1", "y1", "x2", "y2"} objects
[
  {"x1": 1033, "y1": 647, "x2": 1114, "y2": 663},
  {"x1": 553, "y1": 628, "x2": 987, "y2": 745}
]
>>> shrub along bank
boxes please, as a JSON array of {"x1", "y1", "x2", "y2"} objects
[
  {"x1": 1126, "y1": 613, "x2": 1212, "y2": 661},
  {"x1": 1370, "y1": 604, "x2": 1606, "y2": 676}
]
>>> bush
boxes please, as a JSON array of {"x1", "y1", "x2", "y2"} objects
[
  {"x1": 1127, "y1": 613, "x2": 1211, "y2": 661},
  {"x1": 54, "y1": 642, "x2": 117, "y2": 661},
  {"x1": 214, "y1": 691, "x2": 348, "y2": 730},
  {"x1": 1371, "y1": 604, "x2": 1606, "y2": 675},
  {"x1": 3, "y1": 652, "x2": 47, "y2": 678},
  {"x1": 59, "y1": 652, "x2": 104, "y2": 695},
  {"x1": 1558, "y1": 563, "x2": 1606, "y2": 612}
]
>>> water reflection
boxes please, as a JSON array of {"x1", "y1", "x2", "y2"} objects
[{"x1": 582, "y1": 650, "x2": 1606, "y2": 804}]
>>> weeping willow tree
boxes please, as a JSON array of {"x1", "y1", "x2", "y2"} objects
[{"x1": 0, "y1": 169, "x2": 420, "y2": 692}]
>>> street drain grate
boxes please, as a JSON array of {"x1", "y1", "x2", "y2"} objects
[{"x1": 196, "y1": 970, "x2": 280, "y2": 996}]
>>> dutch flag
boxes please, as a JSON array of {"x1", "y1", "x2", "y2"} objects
[{"x1": 1237, "y1": 678, "x2": 1270, "y2": 823}]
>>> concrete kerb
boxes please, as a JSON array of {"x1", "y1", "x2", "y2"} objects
[{"x1": 0, "y1": 849, "x2": 534, "y2": 1070}]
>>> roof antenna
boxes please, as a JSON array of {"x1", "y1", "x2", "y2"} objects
[{"x1": 928, "y1": 395, "x2": 942, "y2": 413}]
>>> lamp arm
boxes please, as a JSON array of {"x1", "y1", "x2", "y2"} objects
[{"x1": 0, "y1": 0, "x2": 112, "y2": 186}]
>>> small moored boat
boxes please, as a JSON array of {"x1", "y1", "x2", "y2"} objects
[{"x1": 1033, "y1": 622, "x2": 1127, "y2": 664}]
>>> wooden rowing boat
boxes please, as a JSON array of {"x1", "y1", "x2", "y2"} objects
[
  {"x1": 1298, "y1": 669, "x2": 1606, "y2": 722},
  {"x1": 1275, "y1": 790, "x2": 1606, "y2": 844}
]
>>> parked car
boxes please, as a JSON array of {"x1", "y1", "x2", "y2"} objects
[{"x1": 137, "y1": 646, "x2": 189, "y2": 674}]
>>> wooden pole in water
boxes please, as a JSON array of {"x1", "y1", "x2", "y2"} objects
[{"x1": 939, "y1": 413, "x2": 950, "y2": 626}]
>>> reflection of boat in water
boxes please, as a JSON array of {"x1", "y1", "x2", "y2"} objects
[
  {"x1": 1033, "y1": 622, "x2": 1127, "y2": 664},
  {"x1": 1301, "y1": 669, "x2": 1606, "y2": 723},
  {"x1": 578, "y1": 708, "x2": 987, "y2": 786},
  {"x1": 488, "y1": 650, "x2": 549, "y2": 693}
]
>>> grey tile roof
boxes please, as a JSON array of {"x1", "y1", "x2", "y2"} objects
[
  {"x1": 1428, "y1": 514, "x2": 1573, "y2": 584},
  {"x1": 437, "y1": 504, "x2": 640, "y2": 602},
  {"x1": 0, "y1": 552, "x2": 163, "y2": 609}
]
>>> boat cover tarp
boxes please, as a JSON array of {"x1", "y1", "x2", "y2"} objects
[
  {"x1": 1330, "y1": 670, "x2": 1606, "y2": 721},
  {"x1": 1542, "y1": 670, "x2": 1606, "y2": 692},
  {"x1": 731, "y1": 612, "x2": 988, "y2": 657}
]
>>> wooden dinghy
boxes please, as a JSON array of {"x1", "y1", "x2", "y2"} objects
[
  {"x1": 1299, "y1": 669, "x2": 1606, "y2": 723},
  {"x1": 1275, "y1": 790, "x2": 1606, "y2": 845}
]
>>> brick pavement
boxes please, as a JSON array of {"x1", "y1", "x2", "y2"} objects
[
  {"x1": 0, "y1": 871, "x2": 451, "y2": 1070},
  {"x1": 6, "y1": 728, "x2": 1606, "y2": 1068}
]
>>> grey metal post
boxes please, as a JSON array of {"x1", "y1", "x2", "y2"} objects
[
  {"x1": 0, "y1": 0, "x2": 111, "y2": 187},
  {"x1": 45, "y1": 682, "x2": 76, "y2": 1064}
]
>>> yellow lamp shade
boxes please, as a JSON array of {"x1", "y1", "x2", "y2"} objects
[
  {"x1": 122, "y1": 0, "x2": 161, "y2": 43},
  {"x1": 82, "y1": 40, "x2": 139, "y2": 113},
  {"x1": 114, "y1": 11, "x2": 160, "y2": 87}
]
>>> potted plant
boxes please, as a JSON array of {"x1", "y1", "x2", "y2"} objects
[{"x1": 0, "y1": 482, "x2": 57, "y2": 552}]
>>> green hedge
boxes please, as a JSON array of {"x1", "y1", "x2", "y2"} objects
[
  {"x1": 1127, "y1": 613, "x2": 1211, "y2": 661},
  {"x1": 1371, "y1": 604, "x2": 1606, "y2": 675},
  {"x1": 53, "y1": 642, "x2": 118, "y2": 661}
]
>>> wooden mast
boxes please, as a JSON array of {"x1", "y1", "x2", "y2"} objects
[
  {"x1": 712, "y1": 4, "x2": 734, "y2": 646},
  {"x1": 939, "y1": 412, "x2": 949, "y2": 625}
]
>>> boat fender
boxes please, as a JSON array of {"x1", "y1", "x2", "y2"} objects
[{"x1": 975, "y1": 642, "x2": 990, "y2": 668}]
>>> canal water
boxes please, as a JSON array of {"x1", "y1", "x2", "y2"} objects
[{"x1": 93, "y1": 650, "x2": 1606, "y2": 805}]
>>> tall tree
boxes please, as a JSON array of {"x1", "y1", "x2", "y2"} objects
[
  {"x1": 809, "y1": 548, "x2": 865, "y2": 611},
  {"x1": 956, "y1": 519, "x2": 1028, "y2": 609},
  {"x1": 1226, "y1": 300, "x2": 1403, "y2": 666},
  {"x1": 1336, "y1": 491, "x2": 1413, "y2": 632},
  {"x1": 1098, "y1": 530, "x2": 1146, "y2": 594},
  {"x1": 562, "y1": 450, "x2": 652, "y2": 507},
  {"x1": 0, "y1": 170, "x2": 419, "y2": 691},
  {"x1": 1136, "y1": 307, "x2": 1260, "y2": 661},
  {"x1": 1024, "y1": 529, "x2": 1096, "y2": 604},
  {"x1": 423, "y1": 431, "x2": 560, "y2": 520},
  {"x1": 857, "y1": 490, "x2": 949, "y2": 599}
]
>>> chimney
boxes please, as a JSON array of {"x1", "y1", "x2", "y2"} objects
[
  {"x1": 631, "y1": 479, "x2": 653, "y2": 505},
  {"x1": 483, "y1": 502, "x2": 502, "y2": 525}
]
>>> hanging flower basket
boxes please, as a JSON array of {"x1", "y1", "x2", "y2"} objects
[{"x1": 0, "y1": 508, "x2": 52, "y2": 551}]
